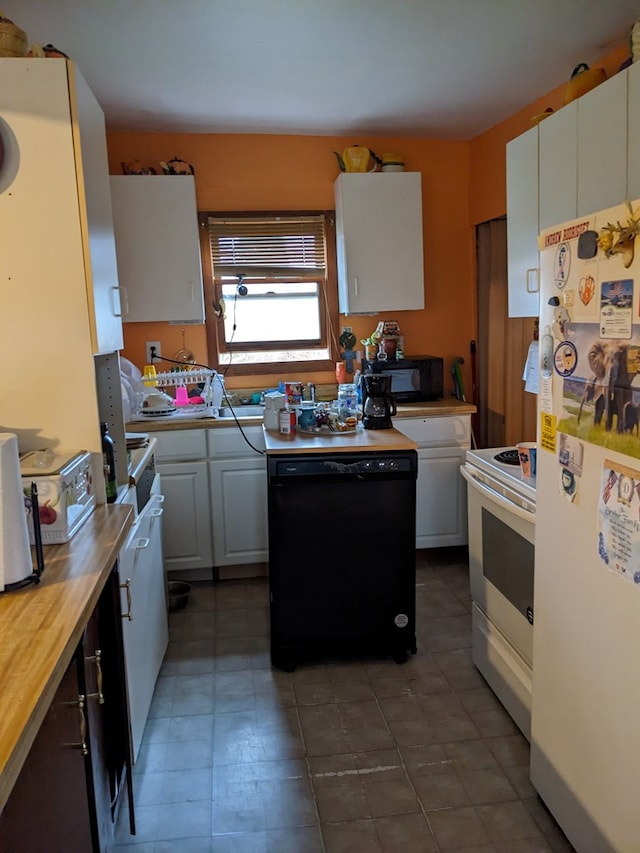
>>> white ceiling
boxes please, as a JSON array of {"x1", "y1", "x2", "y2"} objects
[{"x1": 3, "y1": 0, "x2": 639, "y2": 140}]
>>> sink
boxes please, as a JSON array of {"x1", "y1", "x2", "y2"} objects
[{"x1": 217, "y1": 405, "x2": 264, "y2": 419}]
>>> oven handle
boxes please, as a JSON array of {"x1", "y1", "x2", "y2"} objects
[{"x1": 460, "y1": 466, "x2": 536, "y2": 524}]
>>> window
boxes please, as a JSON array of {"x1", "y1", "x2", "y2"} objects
[{"x1": 200, "y1": 211, "x2": 339, "y2": 375}]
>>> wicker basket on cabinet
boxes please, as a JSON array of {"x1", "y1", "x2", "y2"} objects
[{"x1": 0, "y1": 18, "x2": 28, "y2": 57}]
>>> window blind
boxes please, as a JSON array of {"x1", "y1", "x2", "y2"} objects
[{"x1": 207, "y1": 214, "x2": 326, "y2": 278}]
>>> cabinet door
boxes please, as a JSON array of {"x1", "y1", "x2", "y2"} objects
[
  {"x1": 209, "y1": 458, "x2": 268, "y2": 565},
  {"x1": 577, "y1": 70, "x2": 628, "y2": 216},
  {"x1": 538, "y1": 102, "x2": 578, "y2": 230},
  {"x1": 626, "y1": 61, "x2": 640, "y2": 201},
  {"x1": 335, "y1": 172, "x2": 424, "y2": 314},
  {"x1": 110, "y1": 175, "x2": 205, "y2": 323},
  {"x1": 506, "y1": 126, "x2": 539, "y2": 318},
  {"x1": 0, "y1": 654, "x2": 95, "y2": 852},
  {"x1": 119, "y1": 494, "x2": 168, "y2": 760},
  {"x1": 155, "y1": 460, "x2": 213, "y2": 571},
  {"x1": 71, "y1": 63, "x2": 124, "y2": 354},
  {"x1": 416, "y1": 447, "x2": 468, "y2": 548}
]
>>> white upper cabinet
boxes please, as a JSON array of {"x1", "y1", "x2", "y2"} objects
[
  {"x1": 110, "y1": 175, "x2": 205, "y2": 323},
  {"x1": 0, "y1": 59, "x2": 123, "y2": 356},
  {"x1": 508, "y1": 65, "x2": 635, "y2": 318},
  {"x1": 506, "y1": 127, "x2": 540, "y2": 318},
  {"x1": 627, "y1": 60, "x2": 640, "y2": 200},
  {"x1": 538, "y1": 101, "x2": 578, "y2": 230},
  {"x1": 577, "y1": 70, "x2": 627, "y2": 216},
  {"x1": 335, "y1": 172, "x2": 424, "y2": 315},
  {"x1": 0, "y1": 58, "x2": 123, "y2": 466}
]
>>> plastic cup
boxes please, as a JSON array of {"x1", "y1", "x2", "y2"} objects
[
  {"x1": 517, "y1": 442, "x2": 537, "y2": 478},
  {"x1": 175, "y1": 386, "x2": 189, "y2": 406}
]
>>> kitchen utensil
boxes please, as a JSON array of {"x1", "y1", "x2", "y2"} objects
[
  {"x1": 175, "y1": 328, "x2": 195, "y2": 363},
  {"x1": 361, "y1": 373, "x2": 396, "y2": 429}
]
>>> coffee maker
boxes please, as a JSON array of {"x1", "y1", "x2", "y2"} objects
[{"x1": 361, "y1": 374, "x2": 396, "y2": 429}]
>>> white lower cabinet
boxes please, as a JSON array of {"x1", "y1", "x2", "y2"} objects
[
  {"x1": 207, "y1": 425, "x2": 268, "y2": 572},
  {"x1": 156, "y1": 460, "x2": 213, "y2": 573},
  {"x1": 153, "y1": 429, "x2": 213, "y2": 577},
  {"x1": 208, "y1": 457, "x2": 268, "y2": 566},
  {"x1": 393, "y1": 414, "x2": 470, "y2": 548},
  {"x1": 415, "y1": 446, "x2": 468, "y2": 548},
  {"x1": 119, "y1": 485, "x2": 168, "y2": 761}
]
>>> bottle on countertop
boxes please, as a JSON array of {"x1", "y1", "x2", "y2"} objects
[{"x1": 100, "y1": 422, "x2": 117, "y2": 504}]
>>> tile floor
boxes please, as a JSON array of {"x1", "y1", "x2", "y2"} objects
[{"x1": 113, "y1": 548, "x2": 574, "y2": 853}]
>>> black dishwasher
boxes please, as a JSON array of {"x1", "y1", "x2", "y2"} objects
[{"x1": 267, "y1": 450, "x2": 418, "y2": 670}]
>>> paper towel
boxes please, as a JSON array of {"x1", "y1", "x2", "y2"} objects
[{"x1": 0, "y1": 433, "x2": 33, "y2": 591}]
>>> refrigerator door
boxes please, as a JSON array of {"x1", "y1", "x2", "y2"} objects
[{"x1": 532, "y1": 202, "x2": 640, "y2": 851}]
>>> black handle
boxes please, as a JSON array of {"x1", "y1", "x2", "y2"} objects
[{"x1": 570, "y1": 62, "x2": 590, "y2": 78}]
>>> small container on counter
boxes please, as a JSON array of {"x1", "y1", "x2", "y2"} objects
[{"x1": 279, "y1": 409, "x2": 296, "y2": 435}]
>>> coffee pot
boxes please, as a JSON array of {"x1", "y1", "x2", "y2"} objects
[{"x1": 361, "y1": 373, "x2": 396, "y2": 429}]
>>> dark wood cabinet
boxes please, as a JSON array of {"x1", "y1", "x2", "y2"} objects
[{"x1": 0, "y1": 564, "x2": 135, "y2": 852}]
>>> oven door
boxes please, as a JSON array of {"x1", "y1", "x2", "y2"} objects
[{"x1": 461, "y1": 465, "x2": 535, "y2": 666}]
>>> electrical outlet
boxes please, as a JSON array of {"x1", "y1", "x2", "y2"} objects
[
  {"x1": 341, "y1": 326, "x2": 353, "y2": 334},
  {"x1": 145, "y1": 341, "x2": 161, "y2": 363}
]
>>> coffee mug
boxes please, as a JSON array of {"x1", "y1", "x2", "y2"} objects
[
  {"x1": 298, "y1": 408, "x2": 317, "y2": 430},
  {"x1": 517, "y1": 442, "x2": 537, "y2": 478}
]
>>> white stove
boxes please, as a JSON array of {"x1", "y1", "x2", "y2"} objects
[
  {"x1": 465, "y1": 446, "x2": 536, "y2": 508},
  {"x1": 461, "y1": 445, "x2": 536, "y2": 740}
]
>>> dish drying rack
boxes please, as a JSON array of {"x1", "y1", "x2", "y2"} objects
[{"x1": 141, "y1": 367, "x2": 224, "y2": 412}]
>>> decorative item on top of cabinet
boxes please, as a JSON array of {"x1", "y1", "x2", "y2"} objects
[
  {"x1": 110, "y1": 174, "x2": 205, "y2": 323},
  {"x1": 334, "y1": 171, "x2": 424, "y2": 315}
]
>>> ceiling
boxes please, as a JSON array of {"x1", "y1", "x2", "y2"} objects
[{"x1": 3, "y1": 0, "x2": 639, "y2": 140}]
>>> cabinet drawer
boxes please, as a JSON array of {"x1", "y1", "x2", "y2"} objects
[
  {"x1": 394, "y1": 415, "x2": 470, "y2": 447},
  {"x1": 153, "y1": 429, "x2": 207, "y2": 462},
  {"x1": 208, "y1": 425, "x2": 266, "y2": 457}
]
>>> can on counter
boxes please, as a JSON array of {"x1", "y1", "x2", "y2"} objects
[
  {"x1": 284, "y1": 381, "x2": 303, "y2": 406},
  {"x1": 279, "y1": 409, "x2": 296, "y2": 435}
]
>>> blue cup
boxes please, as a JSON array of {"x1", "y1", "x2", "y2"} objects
[{"x1": 298, "y1": 408, "x2": 316, "y2": 430}]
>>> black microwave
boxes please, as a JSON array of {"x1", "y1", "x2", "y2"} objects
[{"x1": 361, "y1": 355, "x2": 444, "y2": 403}]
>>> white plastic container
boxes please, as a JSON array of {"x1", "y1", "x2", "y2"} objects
[{"x1": 20, "y1": 450, "x2": 96, "y2": 543}]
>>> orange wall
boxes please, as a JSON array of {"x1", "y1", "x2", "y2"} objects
[
  {"x1": 106, "y1": 44, "x2": 628, "y2": 394},
  {"x1": 107, "y1": 134, "x2": 474, "y2": 394}
]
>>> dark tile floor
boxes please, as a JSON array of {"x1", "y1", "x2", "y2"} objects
[{"x1": 112, "y1": 548, "x2": 574, "y2": 852}]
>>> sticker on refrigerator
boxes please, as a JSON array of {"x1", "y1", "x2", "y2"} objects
[
  {"x1": 560, "y1": 467, "x2": 577, "y2": 502},
  {"x1": 599, "y1": 279, "x2": 633, "y2": 339},
  {"x1": 554, "y1": 242, "x2": 571, "y2": 289},
  {"x1": 553, "y1": 341, "x2": 577, "y2": 377},
  {"x1": 554, "y1": 323, "x2": 640, "y2": 459},
  {"x1": 540, "y1": 412, "x2": 556, "y2": 452},
  {"x1": 558, "y1": 433, "x2": 584, "y2": 476},
  {"x1": 597, "y1": 459, "x2": 640, "y2": 585}
]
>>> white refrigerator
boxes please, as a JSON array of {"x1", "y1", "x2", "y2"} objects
[{"x1": 532, "y1": 200, "x2": 640, "y2": 851}]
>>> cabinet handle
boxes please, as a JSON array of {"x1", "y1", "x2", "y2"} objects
[
  {"x1": 61, "y1": 694, "x2": 89, "y2": 755},
  {"x1": 134, "y1": 536, "x2": 150, "y2": 550},
  {"x1": 117, "y1": 285, "x2": 130, "y2": 317},
  {"x1": 525, "y1": 267, "x2": 539, "y2": 294},
  {"x1": 150, "y1": 508, "x2": 164, "y2": 519},
  {"x1": 354, "y1": 276, "x2": 359, "y2": 295},
  {"x1": 85, "y1": 649, "x2": 104, "y2": 704},
  {"x1": 120, "y1": 577, "x2": 133, "y2": 621}
]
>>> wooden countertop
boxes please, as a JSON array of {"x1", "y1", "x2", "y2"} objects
[
  {"x1": 125, "y1": 398, "x2": 475, "y2": 434},
  {"x1": 263, "y1": 425, "x2": 417, "y2": 455},
  {"x1": 0, "y1": 504, "x2": 134, "y2": 812}
]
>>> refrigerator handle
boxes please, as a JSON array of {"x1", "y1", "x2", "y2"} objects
[{"x1": 525, "y1": 268, "x2": 540, "y2": 294}]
